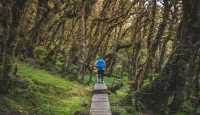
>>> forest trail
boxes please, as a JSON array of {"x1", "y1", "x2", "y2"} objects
[
  {"x1": 89, "y1": 83, "x2": 112, "y2": 115},
  {"x1": 1, "y1": 1, "x2": 199, "y2": 114}
]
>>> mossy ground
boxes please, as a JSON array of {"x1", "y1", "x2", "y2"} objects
[
  {"x1": 0, "y1": 62, "x2": 91, "y2": 115},
  {"x1": 1, "y1": 63, "x2": 193, "y2": 115}
]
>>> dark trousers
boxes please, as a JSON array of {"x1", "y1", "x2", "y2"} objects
[{"x1": 97, "y1": 70, "x2": 104, "y2": 83}]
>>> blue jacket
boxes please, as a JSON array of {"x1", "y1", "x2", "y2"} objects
[{"x1": 95, "y1": 58, "x2": 106, "y2": 70}]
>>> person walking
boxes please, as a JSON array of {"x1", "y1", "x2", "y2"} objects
[{"x1": 95, "y1": 56, "x2": 106, "y2": 83}]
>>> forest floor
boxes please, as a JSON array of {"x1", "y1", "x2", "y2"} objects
[
  {"x1": 0, "y1": 62, "x2": 193, "y2": 115},
  {"x1": 0, "y1": 62, "x2": 134, "y2": 115},
  {"x1": 0, "y1": 62, "x2": 91, "y2": 115}
]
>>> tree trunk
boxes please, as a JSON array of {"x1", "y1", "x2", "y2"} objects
[
  {"x1": 137, "y1": 0, "x2": 200, "y2": 114},
  {"x1": 0, "y1": 0, "x2": 27, "y2": 93}
]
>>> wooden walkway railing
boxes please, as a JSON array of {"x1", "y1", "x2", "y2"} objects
[{"x1": 89, "y1": 83, "x2": 112, "y2": 115}]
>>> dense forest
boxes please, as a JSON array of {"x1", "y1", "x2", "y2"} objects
[{"x1": 0, "y1": 0, "x2": 200, "y2": 115}]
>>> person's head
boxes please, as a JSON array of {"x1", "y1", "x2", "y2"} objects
[{"x1": 97, "y1": 55, "x2": 103, "y2": 60}]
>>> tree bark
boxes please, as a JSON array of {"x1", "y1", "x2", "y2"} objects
[{"x1": 137, "y1": 0, "x2": 200, "y2": 114}]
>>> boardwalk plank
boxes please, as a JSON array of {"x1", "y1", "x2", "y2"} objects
[{"x1": 90, "y1": 83, "x2": 112, "y2": 115}]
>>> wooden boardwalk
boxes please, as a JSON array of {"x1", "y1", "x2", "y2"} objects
[{"x1": 90, "y1": 83, "x2": 112, "y2": 115}]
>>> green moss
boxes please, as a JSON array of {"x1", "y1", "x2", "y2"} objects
[
  {"x1": 84, "y1": 74, "x2": 115, "y2": 86},
  {"x1": 176, "y1": 112, "x2": 187, "y2": 115},
  {"x1": 0, "y1": 62, "x2": 91, "y2": 115},
  {"x1": 109, "y1": 85, "x2": 138, "y2": 115}
]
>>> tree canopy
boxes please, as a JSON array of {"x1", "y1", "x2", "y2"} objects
[{"x1": 0, "y1": 0, "x2": 200, "y2": 115}]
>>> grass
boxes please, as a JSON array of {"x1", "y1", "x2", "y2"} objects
[
  {"x1": 84, "y1": 74, "x2": 116, "y2": 87},
  {"x1": 1, "y1": 63, "x2": 195, "y2": 115},
  {"x1": 109, "y1": 84, "x2": 138, "y2": 115},
  {"x1": 0, "y1": 62, "x2": 91, "y2": 115}
]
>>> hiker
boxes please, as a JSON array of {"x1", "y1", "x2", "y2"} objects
[{"x1": 95, "y1": 56, "x2": 106, "y2": 83}]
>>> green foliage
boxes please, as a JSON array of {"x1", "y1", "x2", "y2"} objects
[
  {"x1": 84, "y1": 75, "x2": 114, "y2": 86},
  {"x1": 55, "y1": 54, "x2": 65, "y2": 67},
  {"x1": 34, "y1": 46, "x2": 48, "y2": 64},
  {"x1": 0, "y1": 62, "x2": 91, "y2": 115},
  {"x1": 110, "y1": 85, "x2": 138, "y2": 115}
]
